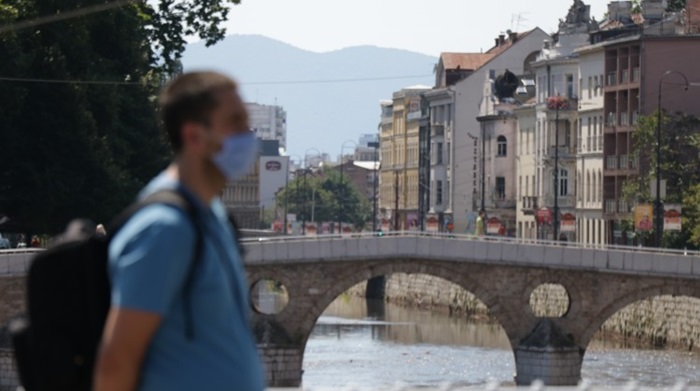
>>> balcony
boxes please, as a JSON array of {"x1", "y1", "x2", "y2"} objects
[
  {"x1": 631, "y1": 112, "x2": 639, "y2": 125},
  {"x1": 619, "y1": 154, "x2": 629, "y2": 170},
  {"x1": 543, "y1": 195, "x2": 576, "y2": 208},
  {"x1": 606, "y1": 155, "x2": 618, "y2": 170},
  {"x1": 620, "y1": 112, "x2": 629, "y2": 126},
  {"x1": 521, "y1": 196, "x2": 538, "y2": 214},
  {"x1": 619, "y1": 200, "x2": 633, "y2": 213},
  {"x1": 546, "y1": 96, "x2": 578, "y2": 112},
  {"x1": 621, "y1": 69, "x2": 629, "y2": 84},
  {"x1": 432, "y1": 124, "x2": 445, "y2": 136},
  {"x1": 546, "y1": 146, "x2": 577, "y2": 160},
  {"x1": 632, "y1": 67, "x2": 640, "y2": 83},
  {"x1": 605, "y1": 199, "x2": 617, "y2": 213},
  {"x1": 607, "y1": 72, "x2": 617, "y2": 87}
]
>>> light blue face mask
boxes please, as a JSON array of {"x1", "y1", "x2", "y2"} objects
[{"x1": 211, "y1": 131, "x2": 259, "y2": 182}]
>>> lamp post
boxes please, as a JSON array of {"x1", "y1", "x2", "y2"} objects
[
  {"x1": 655, "y1": 70, "x2": 689, "y2": 247},
  {"x1": 303, "y1": 148, "x2": 322, "y2": 235},
  {"x1": 368, "y1": 141, "x2": 380, "y2": 231},
  {"x1": 338, "y1": 140, "x2": 358, "y2": 233},
  {"x1": 283, "y1": 154, "x2": 303, "y2": 235}
]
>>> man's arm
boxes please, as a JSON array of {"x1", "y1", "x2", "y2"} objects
[{"x1": 93, "y1": 308, "x2": 162, "y2": 391}]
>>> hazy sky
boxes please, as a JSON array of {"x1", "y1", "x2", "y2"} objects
[{"x1": 223, "y1": 0, "x2": 612, "y2": 56}]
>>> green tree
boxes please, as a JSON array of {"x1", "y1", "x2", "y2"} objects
[
  {"x1": 667, "y1": 0, "x2": 686, "y2": 12},
  {"x1": 276, "y1": 170, "x2": 371, "y2": 230},
  {"x1": 0, "y1": 0, "x2": 239, "y2": 234},
  {"x1": 623, "y1": 111, "x2": 700, "y2": 248}
]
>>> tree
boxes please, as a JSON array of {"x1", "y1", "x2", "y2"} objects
[
  {"x1": 0, "y1": 0, "x2": 239, "y2": 234},
  {"x1": 623, "y1": 111, "x2": 700, "y2": 248},
  {"x1": 276, "y1": 170, "x2": 371, "y2": 230},
  {"x1": 667, "y1": 0, "x2": 686, "y2": 12}
]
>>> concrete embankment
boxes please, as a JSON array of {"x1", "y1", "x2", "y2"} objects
[{"x1": 347, "y1": 274, "x2": 700, "y2": 351}]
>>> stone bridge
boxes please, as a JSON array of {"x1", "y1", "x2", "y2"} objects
[{"x1": 3, "y1": 234, "x2": 700, "y2": 387}]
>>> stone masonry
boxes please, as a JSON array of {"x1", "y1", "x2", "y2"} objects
[{"x1": 3, "y1": 236, "x2": 700, "y2": 387}]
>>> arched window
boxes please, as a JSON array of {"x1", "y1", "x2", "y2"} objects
[{"x1": 497, "y1": 136, "x2": 507, "y2": 157}]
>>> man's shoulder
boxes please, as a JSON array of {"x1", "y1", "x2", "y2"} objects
[{"x1": 111, "y1": 204, "x2": 196, "y2": 250}]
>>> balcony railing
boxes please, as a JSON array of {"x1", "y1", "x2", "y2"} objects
[
  {"x1": 631, "y1": 111, "x2": 639, "y2": 125},
  {"x1": 606, "y1": 155, "x2": 618, "y2": 170},
  {"x1": 619, "y1": 200, "x2": 632, "y2": 213},
  {"x1": 633, "y1": 67, "x2": 640, "y2": 83},
  {"x1": 621, "y1": 69, "x2": 629, "y2": 84},
  {"x1": 543, "y1": 195, "x2": 576, "y2": 208},
  {"x1": 620, "y1": 112, "x2": 629, "y2": 126},
  {"x1": 607, "y1": 72, "x2": 617, "y2": 86},
  {"x1": 546, "y1": 146, "x2": 576, "y2": 159},
  {"x1": 521, "y1": 196, "x2": 538, "y2": 212},
  {"x1": 605, "y1": 199, "x2": 617, "y2": 213},
  {"x1": 597, "y1": 135, "x2": 603, "y2": 151},
  {"x1": 619, "y1": 154, "x2": 629, "y2": 169}
]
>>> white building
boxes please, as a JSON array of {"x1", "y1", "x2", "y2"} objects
[
  {"x1": 515, "y1": 101, "x2": 538, "y2": 239},
  {"x1": 528, "y1": 0, "x2": 596, "y2": 241},
  {"x1": 450, "y1": 28, "x2": 550, "y2": 232},
  {"x1": 247, "y1": 103, "x2": 287, "y2": 150},
  {"x1": 574, "y1": 44, "x2": 606, "y2": 245}
]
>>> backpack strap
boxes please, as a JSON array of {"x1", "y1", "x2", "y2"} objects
[{"x1": 107, "y1": 189, "x2": 203, "y2": 340}]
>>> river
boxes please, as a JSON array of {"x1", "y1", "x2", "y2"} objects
[{"x1": 301, "y1": 295, "x2": 700, "y2": 389}]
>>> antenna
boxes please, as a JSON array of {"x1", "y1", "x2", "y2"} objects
[{"x1": 511, "y1": 13, "x2": 530, "y2": 32}]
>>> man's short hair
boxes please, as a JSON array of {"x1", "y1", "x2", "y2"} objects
[{"x1": 160, "y1": 72, "x2": 238, "y2": 152}]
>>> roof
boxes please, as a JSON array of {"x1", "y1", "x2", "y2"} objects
[
  {"x1": 485, "y1": 30, "x2": 537, "y2": 57},
  {"x1": 354, "y1": 161, "x2": 380, "y2": 170},
  {"x1": 439, "y1": 52, "x2": 494, "y2": 71}
]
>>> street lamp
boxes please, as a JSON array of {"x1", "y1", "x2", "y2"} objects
[
  {"x1": 368, "y1": 141, "x2": 380, "y2": 232},
  {"x1": 338, "y1": 140, "x2": 358, "y2": 233},
  {"x1": 303, "y1": 148, "x2": 323, "y2": 235},
  {"x1": 655, "y1": 70, "x2": 689, "y2": 247},
  {"x1": 283, "y1": 154, "x2": 303, "y2": 235},
  {"x1": 547, "y1": 94, "x2": 568, "y2": 242}
]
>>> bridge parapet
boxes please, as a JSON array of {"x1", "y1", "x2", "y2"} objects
[
  {"x1": 0, "y1": 250, "x2": 39, "y2": 276},
  {"x1": 241, "y1": 233, "x2": 700, "y2": 279}
]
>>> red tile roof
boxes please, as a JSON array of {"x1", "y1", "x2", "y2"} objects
[{"x1": 440, "y1": 52, "x2": 495, "y2": 71}]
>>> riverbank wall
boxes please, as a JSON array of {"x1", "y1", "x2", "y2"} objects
[{"x1": 347, "y1": 274, "x2": 700, "y2": 351}]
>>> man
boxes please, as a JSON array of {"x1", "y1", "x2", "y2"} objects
[
  {"x1": 94, "y1": 72, "x2": 265, "y2": 391},
  {"x1": 475, "y1": 210, "x2": 486, "y2": 236}
]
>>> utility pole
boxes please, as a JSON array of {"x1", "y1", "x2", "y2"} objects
[
  {"x1": 369, "y1": 141, "x2": 380, "y2": 232},
  {"x1": 394, "y1": 171, "x2": 400, "y2": 231}
]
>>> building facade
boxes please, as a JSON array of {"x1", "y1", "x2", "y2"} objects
[
  {"x1": 451, "y1": 28, "x2": 550, "y2": 233},
  {"x1": 379, "y1": 87, "x2": 429, "y2": 230},
  {"x1": 247, "y1": 103, "x2": 287, "y2": 151}
]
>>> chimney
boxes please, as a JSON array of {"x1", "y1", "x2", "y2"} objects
[
  {"x1": 509, "y1": 31, "x2": 518, "y2": 42},
  {"x1": 608, "y1": 1, "x2": 632, "y2": 21},
  {"x1": 495, "y1": 38, "x2": 500, "y2": 47},
  {"x1": 498, "y1": 34, "x2": 506, "y2": 45},
  {"x1": 642, "y1": 0, "x2": 667, "y2": 21}
]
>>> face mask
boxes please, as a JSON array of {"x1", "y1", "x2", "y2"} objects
[{"x1": 211, "y1": 132, "x2": 259, "y2": 182}]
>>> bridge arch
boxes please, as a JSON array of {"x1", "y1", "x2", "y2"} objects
[{"x1": 579, "y1": 284, "x2": 700, "y2": 349}]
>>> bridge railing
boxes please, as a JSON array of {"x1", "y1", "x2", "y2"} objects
[{"x1": 240, "y1": 231, "x2": 700, "y2": 258}]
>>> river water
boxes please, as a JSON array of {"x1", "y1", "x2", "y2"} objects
[{"x1": 302, "y1": 295, "x2": 700, "y2": 389}]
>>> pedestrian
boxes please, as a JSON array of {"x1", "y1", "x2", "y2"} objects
[
  {"x1": 30, "y1": 235, "x2": 41, "y2": 248},
  {"x1": 475, "y1": 210, "x2": 486, "y2": 237},
  {"x1": 94, "y1": 72, "x2": 264, "y2": 391}
]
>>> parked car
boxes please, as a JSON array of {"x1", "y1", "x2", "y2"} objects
[{"x1": 0, "y1": 234, "x2": 10, "y2": 249}]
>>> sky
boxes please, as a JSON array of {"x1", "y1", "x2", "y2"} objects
[{"x1": 222, "y1": 0, "x2": 613, "y2": 56}]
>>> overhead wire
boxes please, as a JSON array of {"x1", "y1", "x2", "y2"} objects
[
  {"x1": 0, "y1": 0, "x2": 140, "y2": 34},
  {"x1": 0, "y1": 74, "x2": 434, "y2": 86}
]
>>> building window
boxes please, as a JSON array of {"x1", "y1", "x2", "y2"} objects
[
  {"x1": 588, "y1": 76, "x2": 592, "y2": 99},
  {"x1": 566, "y1": 74, "x2": 575, "y2": 98},
  {"x1": 497, "y1": 136, "x2": 507, "y2": 157},
  {"x1": 496, "y1": 177, "x2": 506, "y2": 199},
  {"x1": 559, "y1": 169, "x2": 568, "y2": 196},
  {"x1": 436, "y1": 142, "x2": 443, "y2": 164},
  {"x1": 436, "y1": 180, "x2": 443, "y2": 205}
]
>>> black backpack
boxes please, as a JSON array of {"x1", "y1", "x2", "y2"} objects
[{"x1": 10, "y1": 189, "x2": 204, "y2": 391}]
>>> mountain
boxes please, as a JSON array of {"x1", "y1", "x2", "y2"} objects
[{"x1": 182, "y1": 35, "x2": 437, "y2": 158}]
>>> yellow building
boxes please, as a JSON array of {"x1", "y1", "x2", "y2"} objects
[{"x1": 379, "y1": 86, "x2": 429, "y2": 230}]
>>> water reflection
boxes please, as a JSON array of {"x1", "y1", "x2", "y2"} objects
[{"x1": 303, "y1": 294, "x2": 700, "y2": 389}]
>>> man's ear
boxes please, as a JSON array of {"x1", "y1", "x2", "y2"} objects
[{"x1": 181, "y1": 122, "x2": 205, "y2": 152}]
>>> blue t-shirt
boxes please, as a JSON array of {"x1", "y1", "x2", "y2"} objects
[{"x1": 108, "y1": 173, "x2": 265, "y2": 391}]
